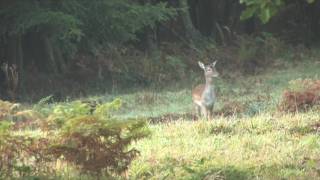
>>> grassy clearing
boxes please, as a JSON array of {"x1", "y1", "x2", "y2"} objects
[
  {"x1": 9, "y1": 60, "x2": 320, "y2": 179},
  {"x1": 96, "y1": 60, "x2": 320, "y2": 119},
  {"x1": 129, "y1": 112, "x2": 320, "y2": 179},
  {"x1": 108, "y1": 60, "x2": 320, "y2": 179}
]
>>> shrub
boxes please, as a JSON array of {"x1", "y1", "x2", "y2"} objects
[
  {"x1": 236, "y1": 34, "x2": 285, "y2": 74},
  {"x1": 1, "y1": 98, "x2": 150, "y2": 178},
  {"x1": 48, "y1": 99, "x2": 150, "y2": 176},
  {"x1": 0, "y1": 99, "x2": 42, "y2": 130},
  {"x1": 45, "y1": 100, "x2": 93, "y2": 129},
  {"x1": 0, "y1": 100, "x2": 20, "y2": 120},
  {"x1": 279, "y1": 79, "x2": 320, "y2": 112},
  {"x1": 0, "y1": 121, "x2": 52, "y2": 178}
]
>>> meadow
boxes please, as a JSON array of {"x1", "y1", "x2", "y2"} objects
[
  {"x1": 118, "y1": 60, "x2": 320, "y2": 179},
  {"x1": 1, "y1": 55, "x2": 320, "y2": 180}
]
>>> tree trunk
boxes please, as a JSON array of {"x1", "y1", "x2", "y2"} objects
[
  {"x1": 4, "y1": 35, "x2": 24, "y2": 100},
  {"x1": 145, "y1": 28, "x2": 158, "y2": 53},
  {"x1": 178, "y1": 0, "x2": 200, "y2": 41},
  {"x1": 16, "y1": 35, "x2": 25, "y2": 97},
  {"x1": 54, "y1": 46, "x2": 67, "y2": 73},
  {"x1": 43, "y1": 34, "x2": 58, "y2": 74}
]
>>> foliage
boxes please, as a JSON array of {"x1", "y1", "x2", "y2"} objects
[
  {"x1": 46, "y1": 101, "x2": 92, "y2": 128},
  {"x1": 0, "y1": 104, "x2": 51, "y2": 178},
  {"x1": 0, "y1": 100, "x2": 20, "y2": 120},
  {"x1": 240, "y1": 0, "x2": 284, "y2": 23},
  {"x1": 0, "y1": 99, "x2": 43, "y2": 131},
  {"x1": 0, "y1": 0, "x2": 176, "y2": 55},
  {"x1": 47, "y1": 98, "x2": 150, "y2": 176},
  {"x1": 0, "y1": 0, "x2": 82, "y2": 61},
  {"x1": 0, "y1": 120, "x2": 12, "y2": 136},
  {"x1": 240, "y1": 0, "x2": 316, "y2": 23},
  {"x1": 76, "y1": 1, "x2": 176, "y2": 47},
  {"x1": 139, "y1": 53, "x2": 188, "y2": 83},
  {"x1": 0, "y1": 121, "x2": 52, "y2": 178},
  {"x1": 236, "y1": 34, "x2": 285, "y2": 74},
  {"x1": 1, "y1": 98, "x2": 150, "y2": 178}
]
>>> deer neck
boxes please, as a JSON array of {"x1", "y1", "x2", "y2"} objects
[
  {"x1": 205, "y1": 76, "x2": 214, "y2": 89},
  {"x1": 201, "y1": 76, "x2": 215, "y2": 106}
]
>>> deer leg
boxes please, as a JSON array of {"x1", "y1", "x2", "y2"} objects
[
  {"x1": 194, "y1": 104, "x2": 201, "y2": 117},
  {"x1": 207, "y1": 109, "x2": 211, "y2": 120},
  {"x1": 207, "y1": 105, "x2": 214, "y2": 120},
  {"x1": 194, "y1": 102, "x2": 204, "y2": 119},
  {"x1": 200, "y1": 105, "x2": 208, "y2": 120}
]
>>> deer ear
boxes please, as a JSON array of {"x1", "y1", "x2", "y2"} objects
[
  {"x1": 198, "y1": 61, "x2": 205, "y2": 69},
  {"x1": 211, "y1": 60, "x2": 217, "y2": 67}
]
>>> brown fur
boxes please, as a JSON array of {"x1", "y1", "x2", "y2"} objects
[
  {"x1": 192, "y1": 84, "x2": 205, "y2": 101},
  {"x1": 192, "y1": 61, "x2": 219, "y2": 119}
]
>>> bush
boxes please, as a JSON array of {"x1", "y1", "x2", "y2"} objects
[
  {"x1": 0, "y1": 100, "x2": 20, "y2": 120},
  {"x1": 49, "y1": 100, "x2": 150, "y2": 176},
  {"x1": 0, "y1": 99, "x2": 42, "y2": 130},
  {"x1": 279, "y1": 79, "x2": 320, "y2": 112},
  {"x1": 236, "y1": 34, "x2": 285, "y2": 74},
  {"x1": 1, "y1": 98, "x2": 150, "y2": 178},
  {"x1": 0, "y1": 121, "x2": 52, "y2": 178}
]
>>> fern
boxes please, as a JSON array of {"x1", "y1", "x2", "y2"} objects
[{"x1": 49, "y1": 98, "x2": 150, "y2": 175}]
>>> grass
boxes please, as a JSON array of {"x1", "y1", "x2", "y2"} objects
[
  {"x1": 114, "y1": 60, "x2": 320, "y2": 179},
  {"x1": 7, "y1": 59, "x2": 320, "y2": 179},
  {"x1": 129, "y1": 112, "x2": 320, "y2": 179},
  {"x1": 93, "y1": 60, "x2": 320, "y2": 119}
]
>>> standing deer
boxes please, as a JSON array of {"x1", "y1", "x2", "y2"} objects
[{"x1": 192, "y1": 60, "x2": 219, "y2": 119}]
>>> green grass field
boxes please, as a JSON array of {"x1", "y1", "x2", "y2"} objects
[
  {"x1": 106, "y1": 60, "x2": 320, "y2": 179},
  {"x1": 2, "y1": 59, "x2": 320, "y2": 180},
  {"x1": 129, "y1": 112, "x2": 320, "y2": 179},
  {"x1": 101, "y1": 60, "x2": 320, "y2": 119}
]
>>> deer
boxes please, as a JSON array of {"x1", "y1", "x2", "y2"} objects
[{"x1": 192, "y1": 60, "x2": 219, "y2": 119}]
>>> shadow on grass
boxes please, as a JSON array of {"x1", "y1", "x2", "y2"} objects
[
  {"x1": 148, "y1": 113, "x2": 197, "y2": 124},
  {"x1": 148, "y1": 157, "x2": 255, "y2": 180},
  {"x1": 132, "y1": 156, "x2": 319, "y2": 180},
  {"x1": 200, "y1": 166, "x2": 253, "y2": 180},
  {"x1": 289, "y1": 122, "x2": 320, "y2": 135},
  {"x1": 209, "y1": 124, "x2": 234, "y2": 135}
]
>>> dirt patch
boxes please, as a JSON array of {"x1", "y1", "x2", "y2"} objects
[{"x1": 279, "y1": 79, "x2": 320, "y2": 112}]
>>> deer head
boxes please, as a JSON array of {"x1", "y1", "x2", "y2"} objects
[{"x1": 198, "y1": 60, "x2": 219, "y2": 79}]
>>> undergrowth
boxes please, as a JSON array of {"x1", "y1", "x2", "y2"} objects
[{"x1": 0, "y1": 99, "x2": 149, "y2": 179}]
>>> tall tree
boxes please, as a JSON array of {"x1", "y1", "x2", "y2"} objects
[{"x1": 178, "y1": 0, "x2": 200, "y2": 41}]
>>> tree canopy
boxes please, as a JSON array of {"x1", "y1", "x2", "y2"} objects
[
  {"x1": 240, "y1": 0, "x2": 318, "y2": 23},
  {"x1": 0, "y1": 0, "x2": 320, "y2": 100}
]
